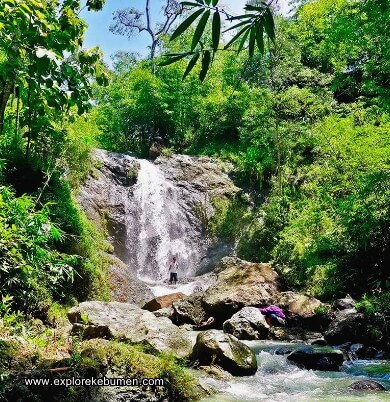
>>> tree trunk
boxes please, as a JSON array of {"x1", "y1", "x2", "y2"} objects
[{"x1": 0, "y1": 80, "x2": 13, "y2": 134}]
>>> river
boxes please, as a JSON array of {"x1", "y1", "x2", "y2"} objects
[{"x1": 199, "y1": 342, "x2": 390, "y2": 402}]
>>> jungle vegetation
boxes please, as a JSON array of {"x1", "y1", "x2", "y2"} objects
[{"x1": 0, "y1": 0, "x2": 389, "y2": 397}]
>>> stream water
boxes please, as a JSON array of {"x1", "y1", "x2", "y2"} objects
[{"x1": 200, "y1": 342, "x2": 390, "y2": 402}]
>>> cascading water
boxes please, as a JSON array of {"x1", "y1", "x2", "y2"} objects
[
  {"x1": 199, "y1": 342, "x2": 390, "y2": 402},
  {"x1": 125, "y1": 159, "x2": 202, "y2": 282}
]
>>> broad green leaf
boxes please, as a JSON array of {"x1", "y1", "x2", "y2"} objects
[
  {"x1": 230, "y1": 14, "x2": 256, "y2": 20},
  {"x1": 225, "y1": 25, "x2": 251, "y2": 49},
  {"x1": 170, "y1": 8, "x2": 204, "y2": 42},
  {"x1": 256, "y1": 21, "x2": 264, "y2": 54},
  {"x1": 183, "y1": 52, "x2": 200, "y2": 79},
  {"x1": 199, "y1": 50, "x2": 211, "y2": 82},
  {"x1": 159, "y1": 53, "x2": 188, "y2": 66},
  {"x1": 244, "y1": 4, "x2": 265, "y2": 12},
  {"x1": 181, "y1": 1, "x2": 201, "y2": 6},
  {"x1": 224, "y1": 20, "x2": 250, "y2": 33},
  {"x1": 263, "y1": 8, "x2": 275, "y2": 41},
  {"x1": 248, "y1": 25, "x2": 256, "y2": 57},
  {"x1": 238, "y1": 29, "x2": 250, "y2": 52},
  {"x1": 191, "y1": 10, "x2": 210, "y2": 50},
  {"x1": 212, "y1": 0, "x2": 219, "y2": 6},
  {"x1": 212, "y1": 11, "x2": 221, "y2": 52}
]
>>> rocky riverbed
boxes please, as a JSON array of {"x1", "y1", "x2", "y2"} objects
[{"x1": 65, "y1": 256, "x2": 389, "y2": 401}]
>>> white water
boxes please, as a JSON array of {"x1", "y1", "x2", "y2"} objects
[
  {"x1": 127, "y1": 159, "x2": 201, "y2": 281},
  {"x1": 200, "y1": 343, "x2": 390, "y2": 402}
]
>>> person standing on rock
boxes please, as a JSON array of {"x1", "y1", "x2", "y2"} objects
[{"x1": 168, "y1": 256, "x2": 179, "y2": 285}]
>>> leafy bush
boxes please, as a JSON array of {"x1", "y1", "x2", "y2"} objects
[
  {"x1": 0, "y1": 186, "x2": 77, "y2": 313},
  {"x1": 356, "y1": 290, "x2": 390, "y2": 349}
]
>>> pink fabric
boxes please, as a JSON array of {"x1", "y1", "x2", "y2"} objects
[{"x1": 259, "y1": 305, "x2": 286, "y2": 319}]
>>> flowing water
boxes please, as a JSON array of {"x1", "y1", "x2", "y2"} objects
[
  {"x1": 125, "y1": 159, "x2": 204, "y2": 282},
  {"x1": 200, "y1": 342, "x2": 390, "y2": 402}
]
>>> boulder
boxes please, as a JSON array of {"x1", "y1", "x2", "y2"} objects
[
  {"x1": 223, "y1": 307, "x2": 269, "y2": 340},
  {"x1": 269, "y1": 327, "x2": 323, "y2": 343},
  {"x1": 68, "y1": 301, "x2": 192, "y2": 359},
  {"x1": 202, "y1": 257, "x2": 280, "y2": 323},
  {"x1": 192, "y1": 330, "x2": 257, "y2": 376},
  {"x1": 276, "y1": 291, "x2": 329, "y2": 331},
  {"x1": 287, "y1": 346, "x2": 345, "y2": 371},
  {"x1": 348, "y1": 380, "x2": 386, "y2": 391},
  {"x1": 324, "y1": 308, "x2": 367, "y2": 345},
  {"x1": 172, "y1": 293, "x2": 208, "y2": 325},
  {"x1": 108, "y1": 255, "x2": 154, "y2": 306},
  {"x1": 334, "y1": 296, "x2": 356, "y2": 310},
  {"x1": 349, "y1": 343, "x2": 365, "y2": 359},
  {"x1": 276, "y1": 291, "x2": 323, "y2": 318},
  {"x1": 143, "y1": 293, "x2": 186, "y2": 312}
]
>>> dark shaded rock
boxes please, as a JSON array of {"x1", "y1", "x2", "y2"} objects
[
  {"x1": 365, "y1": 347, "x2": 383, "y2": 359},
  {"x1": 348, "y1": 380, "x2": 386, "y2": 391},
  {"x1": 202, "y1": 257, "x2": 280, "y2": 323},
  {"x1": 172, "y1": 293, "x2": 208, "y2": 325},
  {"x1": 223, "y1": 307, "x2": 269, "y2": 340},
  {"x1": 287, "y1": 346, "x2": 345, "y2": 371},
  {"x1": 350, "y1": 343, "x2": 366, "y2": 358},
  {"x1": 311, "y1": 339, "x2": 328, "y2": 346},
  {"x1": 270, "y1": 327, "x2": 323, "y2": 343},
  {"x1": 143, "y1": 292, "x2": 186, "y2": 312},
  {"x1": 192, "y1": 330, "x2": 257, "y2": 376},
  {"x1": 324, "y1": 308, "x2": 367, "y2": 345},
  {"x1": 68, "y1": 301, "x2": 192, "y2": 358},
  {"x1": 334, "y1": 296, "x2": 356, "y2": 310},
  {"x1": 149, "y1": 142, "x2": 163, "y2": 159}
]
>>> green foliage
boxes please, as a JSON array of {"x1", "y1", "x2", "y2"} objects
[
  {"x1": 0, "y1": 186, "x2": 77, "y2": 312},
  {"x1": 356, "y1": 289, "x2": 390, "y2": 348},
  {"x1": 0, "y1": 0, "x2": 108, "y2": 161},
  {"x1": 163, "y1": 0, "x2": 275, "y2": 81},
  {"x1": 209, "y1": 196, "x2": 252, "y2": 241}
]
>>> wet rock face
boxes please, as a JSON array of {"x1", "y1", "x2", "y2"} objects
[
  {"x1": 78, "y1": 149, "x2": 240, "y2": 284},
  {"x1": 68, "y1": 301, "x2": 193, "y2": 359},
  {"x1": 192, "y1": 330, "x2": 258, "y2": 376},
  {"x1": 108, "y1": 254, "x2": 154, "y2": 306},
  {"x1": 223, "y1": 307, "x2": 270, "y2": 340},
  {"x1": 287, "y1": 346, "x2": 345, "y2": 371}
]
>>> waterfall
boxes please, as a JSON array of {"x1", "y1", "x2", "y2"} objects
[
  {"x1": 126, "y1": 159, "x2": 200, "y2": 282},
  {"x1": 79, "y1": 149, "x2": 237, "y2": 287}
]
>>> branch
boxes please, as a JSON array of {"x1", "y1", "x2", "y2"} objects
[{"x1": 145, "y1": 0, "x2": 154, "y2": 37}]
